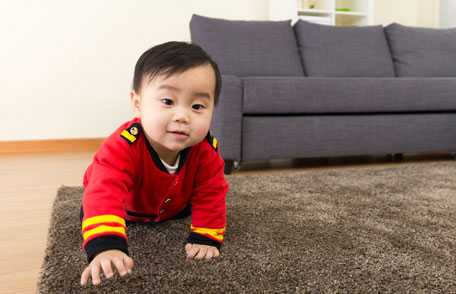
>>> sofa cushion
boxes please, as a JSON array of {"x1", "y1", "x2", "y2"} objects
[
  {"x1": 385, "y1": 23, "x2": 456, "y2": 77},
  {"x1": 242, "y1": 114, "x2": 456, "y2": 160},
  {"x1": 293, "y1": 20, "x2": 395, "y2": 77},
  {"x1": 190, "y1": 14, "x2": 304, "y2": 77},
  {"x1": 242, "y1": 77, "x2": 456, "y2": 114}
]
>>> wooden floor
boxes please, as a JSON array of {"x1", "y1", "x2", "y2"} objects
[
  {"x1": 0, "y1": 151, "x2": 452, "y2": 293},
  {"x1": 0, "y1": 152, "x2": 94, "y2": 294}
]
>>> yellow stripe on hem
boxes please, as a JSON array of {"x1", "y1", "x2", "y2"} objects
[
  {"x1": 191, "y1": 225, "x2": 225, "y2": 241},
  {"x1": 83, "y1": 225, "x2": 126, "y2": 241},
  {"x1": 82, "y1": 214, "x2": 125, "y2": 231}
]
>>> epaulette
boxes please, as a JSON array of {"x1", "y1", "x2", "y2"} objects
[
  {"x1": 120, "y1": 123, "x2": 141, "y2": 144},
  {"x1": 206, "y1": 132, "x2": 219, "y2": 151}
]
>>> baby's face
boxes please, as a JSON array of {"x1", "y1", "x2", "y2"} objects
[{"x1": 131, "y1": 64, "x2": 216, "y2": 162}]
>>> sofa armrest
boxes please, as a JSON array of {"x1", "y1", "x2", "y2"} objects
[{"x1": 211, "y1": 75, "x2": 243, "y2": 161}]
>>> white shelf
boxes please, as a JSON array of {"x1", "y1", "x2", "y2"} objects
[
  {"x1": 270, "y1": 0, "x2": 374, "y2": 26},
  {"x1": 299, "y1": 15, "x2": 333, "y2": 25},
  {"x1": 298, "y1": 9, "x2": 332, "y2": 15},
  {"x1": 335, "y1": 11, "x2": 367, "y2": 16}
]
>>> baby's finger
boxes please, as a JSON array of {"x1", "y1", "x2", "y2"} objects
[
  {"x1": 124, "y1": 255, "x2": 134, "y2": 273},
  {"x1": 113, "y1": 257, "x2": 128, "y2": 277},
  {"x1": 212, "y1": 248, "x2": 220, "y2": 257},
  {"x1": 195, "y1": 246, "x2": 207, "y2": 260},
  {"x1": 185, "y1": 243, "x2": 193, "y2": 253},
  {"x1": 91, "y1": 262, "x2": 102, "y2": 285},
  {"x1": 186, "y1": 244, "x2": 199, "y2": 259},
  {"x1": 101, "y1": 259, "x2": 114, "y2": 279},
  {"x1": 205, "y1": 249, "x2": 214, "y2": 260},
  {"x1": 80, "y1": 266, "x2": 91, "y2": 286}
]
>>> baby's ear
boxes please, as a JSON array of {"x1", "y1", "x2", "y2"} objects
[{"x1": 130, "y1": 91, "x2": 141, "y2": 117}]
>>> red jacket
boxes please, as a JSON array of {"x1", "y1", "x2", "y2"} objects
[{"x1": 81, "y1": 118, "x2": 228, "y2": 261}]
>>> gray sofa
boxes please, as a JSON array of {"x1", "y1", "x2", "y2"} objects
[{"x1": 190, "y1": 14, "x2": 456, "y2": 173}]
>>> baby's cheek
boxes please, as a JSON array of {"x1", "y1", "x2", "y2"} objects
[
  {"x1": 193, "y1": 122, "x2": 210, "y2": 139},
  {"x1": 143, "y1": 113, "x2": 165, "y2": 131},
  {"x1": 142, "y1": 121, "x2": 163, "y2": 139}
]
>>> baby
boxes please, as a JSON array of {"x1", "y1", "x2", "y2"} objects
[{"x1": 80, "y1": 41, "x2": 228, "y2": 286}]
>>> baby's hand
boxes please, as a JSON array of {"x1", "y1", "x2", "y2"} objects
[
  {"x1": 185, "y1": 243, "x2": 220, "y2": 260},
  {"x1": 80, "y1": 249, "x2": 134, "y2": 286}
]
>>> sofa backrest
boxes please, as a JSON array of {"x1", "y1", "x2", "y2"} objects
[
  {"x1": 190, "y1": 14, "x2": 304, "y2": 77},
  {"x1": 385, "y1": 23, "x2": 456, "y2": 77},
  {"x1": 190, "y1": 15, "x2": 456, "y2": 79},
  {"x1": 293, "y1": 20, "x2": 395, "y2": 77}
]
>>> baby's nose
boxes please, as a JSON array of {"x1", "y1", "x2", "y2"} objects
[{"x1": 173, "y1": 108, "x2": 190, "y2": 122}]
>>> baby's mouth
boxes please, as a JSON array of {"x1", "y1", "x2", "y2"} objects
[{"x1": 168, "y1": 130, "x2": 190, "y2": 137}]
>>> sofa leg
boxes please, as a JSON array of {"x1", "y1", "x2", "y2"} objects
[
  {"x1": 224, "y1": 160, "x2": 239, "y2": 175},
  {"x1": 386, "y1": 153, "x2": 404, "y2": 161},
  {"x1": 224, "y1": 160, "x2": 236, "y2": 175},
  {"x1": 393, "y1": 153, "x2": 404, "y2": 161}
]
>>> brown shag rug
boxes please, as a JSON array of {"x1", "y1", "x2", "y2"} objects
[{"x1": 38, "y1": 161, "x2": 456, "y2": 293}]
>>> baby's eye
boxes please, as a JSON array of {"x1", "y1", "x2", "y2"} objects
[
  {"x1": 192, "y1": 104, "x2": 206, "y2": 110},
  {"x1": 161, "y1": 98, "x2": 173, "y2": 106}
]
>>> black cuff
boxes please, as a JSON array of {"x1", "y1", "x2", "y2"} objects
[
  {"x1": 186, "y1": 232, "x2": 222, "y2": 250},
  {"x1": 85, "y1": 235, "x2": 129, "y2": 263}
]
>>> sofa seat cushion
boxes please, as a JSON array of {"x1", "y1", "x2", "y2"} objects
[
  {"x1": 242, "y1": 114, "x2": 456, "y2": 160},
  {"x1": 242, "y1": 77, "x2": 456, "y2": 114},
  {"x1": 190, "y1": 14, "x2": 304, "y2": 77},
  {"x1": 385, "y1": 23, "x2": 456, "y2": 77},
  {"x1": 293, "y1": 20, "x2": 395, "y2": 77}
]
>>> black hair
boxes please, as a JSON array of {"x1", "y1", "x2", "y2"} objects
[{"x1": 132, "y1": 41, "x2": 221, "y2": 105}]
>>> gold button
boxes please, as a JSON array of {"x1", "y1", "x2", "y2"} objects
[
  {"x1": 129, "y1": 126, "x2": 138, "y2": 135},
  {"x1": 164, "y1": 198, "x2": 172, "y2": 204}
]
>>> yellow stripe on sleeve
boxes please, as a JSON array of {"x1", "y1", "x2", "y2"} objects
[
  {"x1": 83, "y1": 225, "x2": 126, "y2": 241},
  {"x1": 191, "y1": 225, "x2": 225, "y2": 242},
  {"x1": 121, "y1": 130, "x2": 136, "y2": 143},
  {"x1": 82, "y1": 214, "x2": 125, "y2": 231}
]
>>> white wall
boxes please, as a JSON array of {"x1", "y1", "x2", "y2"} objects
[
  {"x1": 440, "y1": 0, "x2": 456, "y2": 28},
  {"x1": 417, "y1": 0, "x2": 440, "y2": 28},
  {"x1": 269, "y1": 0, "x2": 299, "y2": 23},
  {"x1": 374, "y1": 0, "x2": 440, "y2": 27},
  {"x1": 0, "y1": 0, "x2": 269, "y2": 141}
]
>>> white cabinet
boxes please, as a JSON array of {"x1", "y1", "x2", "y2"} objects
[
  {"x1": 269, "y1": 0, "x2": 441, "y2": 28},
  {"x1": 270, "y1": 0, "x2": 374, "y2": 26}
]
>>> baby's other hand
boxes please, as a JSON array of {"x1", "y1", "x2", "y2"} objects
[
  {"x1": 185, "y1": 243, "x2": 220, "y2": 260},
  {"x1": 80, "y1": 249, "x2": 134, "y2": 286}
]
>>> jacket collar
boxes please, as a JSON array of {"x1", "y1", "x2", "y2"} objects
[{"x1": 142, "y1": 130, "x2": 190, "y2": 174}]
